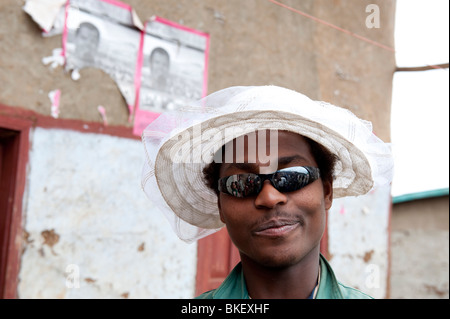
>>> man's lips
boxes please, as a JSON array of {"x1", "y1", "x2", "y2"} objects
[{"x1": 252, "y1": 219, "x2": 302, "y2": 237}]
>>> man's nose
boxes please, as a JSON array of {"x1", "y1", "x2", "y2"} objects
[{"x1": 254, "y1": 180, "x2": 288, "y2": 209}]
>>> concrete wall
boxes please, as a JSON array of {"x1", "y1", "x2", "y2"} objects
[
  {"x1": 390, "y1": 196, "x2": 449, "y2": 299},
  {"x1": 328, "y1": 186, "x2": 392, "y2": 299},
  {"x1": 1, "y1": 0, "x2": 397, "y2": 298},
  {"x1": 0, "y1": 0, "x2": 395, "y2": 139}
]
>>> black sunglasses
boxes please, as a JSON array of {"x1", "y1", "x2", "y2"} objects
[{"x1": 218, "y1": 166, "x2": 320, "y2": 198}]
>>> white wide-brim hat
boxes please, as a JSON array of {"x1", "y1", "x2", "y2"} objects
[{"x1": 141, "y1": 86, "x2": 394, "y2": 242}]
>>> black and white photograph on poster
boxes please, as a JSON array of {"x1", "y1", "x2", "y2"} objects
[
  {"x1": 64, "y1": 0, "x2": 142, "y2": 109},
  {"x1": 137, "y1": 17, "x2": 209, "y2": 113}
]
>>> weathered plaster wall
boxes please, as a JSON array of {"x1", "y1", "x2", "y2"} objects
[
  {"x1": 390, "y1": 196, "x2": 449, "y2": 299},
  {"x1": 1, "y1": 0, "x2": 395, "y2": 140},
  {"x1": 313, "y1": 0, "x2": 395, "y2": 142},
  {"x1": 328, "y1": 186, "x2": 392, "y2": 299},
  {"x1": 18, "y1": 127, "x2": 197, "y2": 298}
]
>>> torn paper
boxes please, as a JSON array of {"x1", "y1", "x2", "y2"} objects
[
  {"x1": 42, "y1": 4, "x2": 67, "y2": 37},
  {"x1": 23, "y1": 0, "x2": 67, "y2": 33},
  {"x1": 42, "y1": 48, "x2": 65, "y2": 69},
  {"x1": 23, "y1": 0, "x2": 210, "y2": 136},
  {"x1": 48, "y1": 89, "x2": 61, "y2": 118},
  {"x1": 97, "y1": 105, "x2": 108, "y2": 126},
  {"x1": 63, "y1": 0, "x2": 143, "y2": 115},
  {"x1": 71, "y1": 69, "x2": 81, "y2": 81}
]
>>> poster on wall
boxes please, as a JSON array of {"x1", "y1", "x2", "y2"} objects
[
  {"x1": 23, "y1": 0, "x2": 210, "y2": 132},
  {"x1": 132, "y1": 17, "x2": 210, "y2": 136},
  {"x1": 63, "y1": 0, "x2": 143, "y2": 116}
]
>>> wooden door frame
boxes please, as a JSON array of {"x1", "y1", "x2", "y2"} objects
[{"x1": 0, "y1": 114, "x2": 32, "y2": 299}]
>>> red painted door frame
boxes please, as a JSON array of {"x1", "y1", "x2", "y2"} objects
[
  {"x1": 195, "y1": 228, "x2": 240, "y2": 296},
  {"x1": 0, "y1": 114, "x2": 32, "y2": 299}
]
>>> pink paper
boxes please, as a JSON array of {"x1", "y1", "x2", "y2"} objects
[{"x1": 49, "y1": 89, "x2": 61, "y2": 118}]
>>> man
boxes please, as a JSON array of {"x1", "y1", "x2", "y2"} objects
[
  {"x1": 149, "y1": 47, "x2": 171, "y2": 92},
  {"x1": 139, "y1": 47, "x2": 172, "y2": 112},
  {"x1": 73, "y1": 22, "x2": 100, "y2": 66},
  {"x1": 141, "y1": 86, "x2": 393, "y2": 299}
]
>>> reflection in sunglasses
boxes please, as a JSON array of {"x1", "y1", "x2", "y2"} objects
[{"x1": 219, "y1": 166, "x2": 320, "y2": 198}]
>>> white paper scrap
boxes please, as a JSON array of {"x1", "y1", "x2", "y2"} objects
[{"x1": 23, "y1": 0, "x2": 67, "y2": 32}]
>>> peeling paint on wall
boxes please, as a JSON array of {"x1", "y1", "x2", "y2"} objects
[
  {"x1": 327, "y1": 186, "x2": 391, "y2": 299},
  {"x1": 18, "y1": 127, "x2": 197, "y2": 298}
]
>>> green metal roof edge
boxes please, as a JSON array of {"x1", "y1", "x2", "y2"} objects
[{"x1": 392, "y1": 188, "x2": 449, "y2": 204}]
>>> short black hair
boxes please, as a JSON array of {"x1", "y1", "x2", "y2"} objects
[{"x1": 202, "y1": 135, "x2": 338, "y2": 195}]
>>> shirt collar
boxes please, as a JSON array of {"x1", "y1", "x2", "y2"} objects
[{"x1": 210, "y1": 254, "x2": 344, "y2": 299}]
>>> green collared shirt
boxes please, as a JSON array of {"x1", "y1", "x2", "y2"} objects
[{"x1": 196, "y1": 254, "x2": 372, "y2": 299}]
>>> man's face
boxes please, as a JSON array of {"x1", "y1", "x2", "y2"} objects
[
  {"x1": 75, "y1": 24, "x2": 99, "y2": 62},
  {"x1": 218, "y1": 131, "x2": 333, "y2": 268},
  {"x1": 151, "y1": 51, "x2": 170, "y2": 77}
]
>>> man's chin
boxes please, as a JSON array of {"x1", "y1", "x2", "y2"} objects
[{"x1": 251, "y1": 252, "x2": 302, "y2": 269}]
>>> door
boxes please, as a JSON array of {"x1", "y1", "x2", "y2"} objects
[{"x1": 0, "y1": 116, "x2": 31, "y2": 299}]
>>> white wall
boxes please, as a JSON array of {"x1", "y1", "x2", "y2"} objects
[
  {"x1": 18, "y1": 127, "x2": 197, "y2": 298},
  {"x1": 327, "y1": 186, "x2": 391, "y2": 299}
]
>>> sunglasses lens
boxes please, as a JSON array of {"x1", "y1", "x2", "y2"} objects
[
  {"x1": 218, "y1": 167, "x2": 319, "y2": 198},
  {"x1": 223, "y1": 174, "x2": 261, "y2": 197},
  {"x1": 273, "y1": 167, "x2": 311, "y2": 192}
]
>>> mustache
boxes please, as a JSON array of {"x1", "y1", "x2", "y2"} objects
[{"x1": 251, "y1": 210, "x2": 305, "y2": 231}]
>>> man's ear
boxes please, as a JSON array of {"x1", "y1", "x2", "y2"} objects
[{"x1": 323, "y1": 180, "x2": 333, "y2": 211}]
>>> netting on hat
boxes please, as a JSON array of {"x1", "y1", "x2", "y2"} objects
[{"x1": 141, "y1": 86, "x2": 394, "y2": 242}]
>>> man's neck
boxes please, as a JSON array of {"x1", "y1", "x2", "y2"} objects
[{"x1": 240, "y1": 247, "x2": 321, "y2": 299}]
